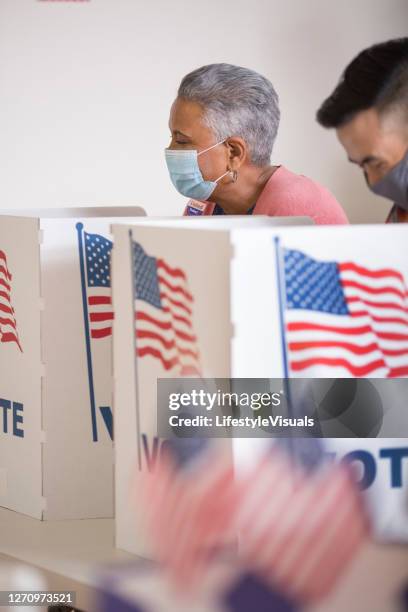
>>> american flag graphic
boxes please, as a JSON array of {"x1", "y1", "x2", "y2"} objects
[
  {"x1": 143, "y1": 443, "x2": 367, "y2": 604},
  {"x1": 84, "y1": 232, "x2": 113, "y2": 339},
  {"x1": 284, "y1": 249, "x2": 408, "y2": 378},
  {"x1": 133, "y1": 242, "x2": 201, "y2": 376},
  {"x1": 235, "y1": 448, "x2": 368, "y2": 602},
  {"x1": 143, "y1": 446, "x2": 238, "y2": 588},
  {"x1": 0, "y1": 249, "x2": 22, "y2": 351}
]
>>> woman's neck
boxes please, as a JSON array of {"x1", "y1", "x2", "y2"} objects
[{"x1": 213, "y1": 165, "x2": 278, "y2": 214}]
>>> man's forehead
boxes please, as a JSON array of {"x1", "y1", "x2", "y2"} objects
[
  {"x1": 336, "y1": 107, "x2": 402, "y2": 162},
  {"x1": 337, "y1": 109, "x2": 380, "y2": 146}
]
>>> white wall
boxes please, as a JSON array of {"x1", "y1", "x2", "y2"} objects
[{"x1": 0, "y1": 0, "x2": 406, "y2": 223}]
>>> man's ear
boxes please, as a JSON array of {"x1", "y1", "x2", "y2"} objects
[{"x1": 225, "y1": 137, "x2": 247, "y2": 170}]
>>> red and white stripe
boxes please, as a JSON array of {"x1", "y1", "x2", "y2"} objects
[
  {"x1": 287, "y1": 262, "x2": 408, "y2": 377},
  {"x1": 0, "y1": 250, "x2": 22, "y2": 351},
  {"x1": 143, "y1": 446, "x2": 367, "y2": 602},
  {"x1": 87, "y1": 288, "x2": 113, "y2": 339},
  {"x1": 143, "y1": 447, "x2": 237, "y2": 588},
  {"x1": 235, "y1": 450, "x2": 368, "y2": 602},
  {"x1": 136, "y1": 258, "x2": 201, "y2": 376}
]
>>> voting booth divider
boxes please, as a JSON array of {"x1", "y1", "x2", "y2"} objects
[
  {"x1": 112, "y1": 216, "x2": 316, "y2": 556},
  {"x1": 0, "y1": 207, "x2": 145, "y2": 520},
  {"x1": 111, "y1": 222, "x2": 408, "y2": 557}
]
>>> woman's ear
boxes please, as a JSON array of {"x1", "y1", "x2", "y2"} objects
[{"x1": 225, "y1": 137, "x2": 247, "y2": 170}]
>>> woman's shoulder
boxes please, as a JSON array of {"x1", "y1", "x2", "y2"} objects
[{"x1": 256, "y1": 166, "x2": 349, "y2": 225}]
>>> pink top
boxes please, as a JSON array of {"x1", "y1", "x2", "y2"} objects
[{"x1": 183, "y1": 165, "x2": 349, "y2": 225}]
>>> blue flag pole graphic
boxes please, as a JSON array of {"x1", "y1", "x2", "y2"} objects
[
  {"x1": 76, "y1": 222, "x2": 99, "y2": 442},
  {"x1": 274, "y1": 237, "x2": 321, "y2": 469},
  {"x1": 273, "y1": 235, "x2": 298, "y2": 458},
  {"x1": 274, "y1": 236, "x2": 290, "y2": 380},
  {"x1": 131, "y1": 232, "x2": 142, "y2": 470},
  {"x1": 274, "y1": 238, "x2": 324, "y2": 471}
]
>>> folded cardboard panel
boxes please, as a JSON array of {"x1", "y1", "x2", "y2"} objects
[
  {"x1": 0, "y1": 207, "x2": 145, "y2": 520},
  {"x1": 112, "y1": 216, "x2": 311, "y2": 556}
]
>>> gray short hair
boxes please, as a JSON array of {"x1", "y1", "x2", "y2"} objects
[{"x1": 178, "y1": 63, "x2": 280, "y2": 166}]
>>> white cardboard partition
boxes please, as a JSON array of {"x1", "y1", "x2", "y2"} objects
[
  {"x1": 113, "y1": 222, "x2": 408, "y2": 557},
  {"x1": 0, "y1": 207, "x2": 145, "y2": 520},
  {"x1": 111, "y1": 217, "x2": 313, "y2": 556},
  {"x1": 230, "y1": 224, "x2": 408, "y2": 542}
]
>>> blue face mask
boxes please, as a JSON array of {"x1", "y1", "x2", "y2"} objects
[{"x1": 165, "y1": 140, "x2": 232, "y2": 201}]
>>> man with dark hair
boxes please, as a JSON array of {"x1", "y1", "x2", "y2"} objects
[{"x1": 317, "y1": 38, "x2": 408, "y2": 222}]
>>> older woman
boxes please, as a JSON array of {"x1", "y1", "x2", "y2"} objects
[{"x1": 165, "y1": 63, "x2": 348, "y2": 224}]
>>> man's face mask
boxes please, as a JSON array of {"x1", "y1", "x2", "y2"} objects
[
  {"x1": 369, "y1": 150, "x2": 408, "y2": 211},
  {"x1": 165, "y1": 140, "x2": 231, "y2": 201}
]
